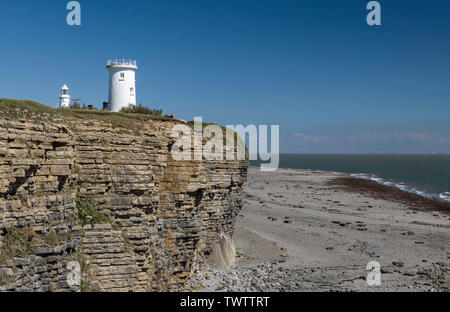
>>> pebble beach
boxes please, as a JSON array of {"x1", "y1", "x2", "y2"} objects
[{"x1": 188, "y1": 167, "x2": 450, "y2": 292}]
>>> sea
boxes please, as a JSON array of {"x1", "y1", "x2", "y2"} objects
[{"x1": 250, "y1": 154, "x2": 450, "y2": 203}]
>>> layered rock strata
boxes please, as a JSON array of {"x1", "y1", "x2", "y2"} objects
[{"x1": 0, "y1": 113, "x2": 247, "y2": 291}]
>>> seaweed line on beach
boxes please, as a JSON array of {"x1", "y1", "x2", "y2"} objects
[{"x1": 328, "y1": 177, "x2": 450, "y2": 216}]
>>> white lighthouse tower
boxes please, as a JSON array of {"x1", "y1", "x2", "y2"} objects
[
  {"x1": 106, "y1": 59, "x2": 137, "y2": 112},
  {"x1": 59, "y1": 84, "x2": 71, "y2": 108}
]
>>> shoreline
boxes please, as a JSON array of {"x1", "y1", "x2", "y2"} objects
[
  {"x1": 188, "y1": 167, "x2": 450, "y2": 292},
  {"x1": 249, "y1": 165, "x2": 450, "y2": 205},
  {"x1": 329, "y1": 176, "x2": 450, "y2": 216}
]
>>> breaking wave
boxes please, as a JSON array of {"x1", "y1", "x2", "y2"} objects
[{"x1": 350, "y1": 173, "x2": 450, "y2": 204}]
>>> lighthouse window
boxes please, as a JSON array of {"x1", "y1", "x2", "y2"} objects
[
  {"x1": 119, "y1": 73, "x2": 125, "y2": 81},
  {"x1": 130, "y1": 87, "x2": 134, "y2": 95}
]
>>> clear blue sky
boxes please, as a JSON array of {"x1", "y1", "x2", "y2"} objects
[{"x1": 1, "y1": 0, "x2": 449, "y2": 153}]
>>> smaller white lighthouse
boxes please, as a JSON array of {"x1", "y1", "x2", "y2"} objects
[
  {"x1": 107, "y1": 59, "x2": 137, "y2": 112},
  {"x1": 59, "y1": 84, "x2": 71, "y2": 108}
]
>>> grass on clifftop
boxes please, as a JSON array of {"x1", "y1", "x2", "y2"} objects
[
  {"x1": 0, "y1": 98, "x2": 172, "y2": 122},
  {"x1": 0, "y1": 98, "x2": 55, "y2": 116},
  {"x1": 0, "y1": 99, "x2": 248, "y2": 157}
]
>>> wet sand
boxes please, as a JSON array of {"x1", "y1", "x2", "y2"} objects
[{"x1": 189, "y1": 167, "x2": 449, "y2": 292}]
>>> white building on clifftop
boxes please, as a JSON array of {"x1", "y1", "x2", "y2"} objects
[
  {"x1": 59, "y1": 84, "x2": 70, "y2": 108},
  {"x1": 106, "y1": 59, "x2": 138, "y2": 112}
]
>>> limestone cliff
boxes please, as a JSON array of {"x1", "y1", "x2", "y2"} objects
[{"x1": 0, "y1": 102, "x2": 248, "y2": 291}]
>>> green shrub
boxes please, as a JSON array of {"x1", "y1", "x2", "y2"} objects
[
  {"x1": 0, "y1": 227, "x2": 36, "y2": 264},
  {"x1": 80, "y1": 280, "x2": 91, "y2": 292},
  {"x1": 76, "y1": 195, "x2": 112, "y2": 226},
  {"x1": 120, "y1": 104, "x2": 163, "y2": 117}
]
